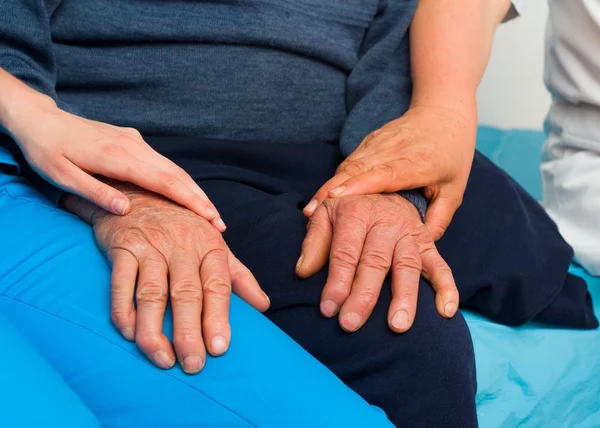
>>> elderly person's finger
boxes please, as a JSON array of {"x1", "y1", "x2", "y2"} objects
[
  {"x1": 296, "y1": 205, "x2": 333, "y2": 278},
  {"x1": 169, "y1": 251, "x2": 206, "y2": 374},
  {"x1": 387, "y1": 235, "x2": 422, "y2": 333},
  {"x1": 424, "y1": 193, "x2": 463, "y2": 241},
  {"x1": 135, "y1": 254, "x2": 175, "y2": 369},
  {"x1": 200, "y1": 243, "x2": 232, "y2": 358},
  {"x1": 109, "y1": 248, "x2": 138, "y2": 341},
  {"x1": 338, "y1": 224, "x2": 395, "y2": 332},
  {"x1": 418, "y1": 235, "x2": 459, "y2": 318},
  {"x1": 323, "y1": 211, "x2": 369, "y2": 329}
]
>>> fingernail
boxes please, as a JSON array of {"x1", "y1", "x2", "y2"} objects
[
  {"x1": 211, "y1": 335, "x2": 228, "y2": 355},
  {"x1": 216, "y1": 218, "x2": 227, "y2": 230},
  {"x1": 112, "y1": 198, "x2": 128, "y2": 215},
  {"x1": 121, "y1": 327, "x2": 135, "y2": 341},
  {"x1": 341, "y1": 312, "x2": 361, "y2": 332},
  {"x1": 263, "y1": 292, "x2": 271, "y2": 305},
  {"x1": 304, "y1": 199, "x2": 318, "y2": 213},
  {"x1": 445, "y1": 302, "x2": 458, "y2": 317},
  {"x1": 152, "y1": 351, "x2": 175, "y2": 369},
  {"x1": 182, "y1": 355, "x2": 203, "y2": 374},
  {"x1": 391, "y1": 310, "x2": 409, "y2": 331},
  {"x1": 320, "y1": 300, "x2": 339, "y2": 317},
  {"x1": 295, "y1": 254, "x2": 304, "y2": 272},
  {"x1": 329, "y1": 186, "x2": 346, "y2": 197}
]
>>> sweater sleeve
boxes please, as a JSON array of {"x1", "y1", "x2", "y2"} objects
[
  {"x1": 0, "y1": 0, "x2": 63, "y2": 102},
  {"x1": 0, "y1": 0, "x2": 67, "y2": 203},
  {"x1": 340, "y1": 0, "x2": 428, "y2": 219}
]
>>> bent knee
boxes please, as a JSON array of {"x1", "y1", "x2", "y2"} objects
[{"x1": 411, "y1": 307, "x2": 475, "y2": 385}]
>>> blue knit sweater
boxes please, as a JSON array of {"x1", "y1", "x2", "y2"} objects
[{"x1": 0, "y1": 0, "x2": 425, "y2": 212}]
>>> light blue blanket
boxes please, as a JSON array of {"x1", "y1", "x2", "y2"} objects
[{"x1": 471, "y1": 127, "x2": 600, "y2": 427}]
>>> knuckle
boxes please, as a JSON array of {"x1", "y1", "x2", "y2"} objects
[
  {"x1": 123, "y1": 127, "x2": 142, "y2": 138},
  {"x1": 409, "y1": 223, "x2": 430, "y2": 240},
  {"x1": 398, "y1": 289, "x2": 418, "y2": 302},
  {"x1": 157, "y1": 171, "x2": 179, "y2": 190},
  {"x1": 89, "y1": 185, "x2": 110, "y2": 202},
  {"x1": 170, "y1": 279, "x2": 202, "y2": 302},
  {"x1": 452, "y1": 194, "x2": 464, "y2": 208},
  {"x1": 118, "y1": 233, "x2": 150, "y2": 254},
  {"x1": 431, "y1": 222, "x2": 448, "y2": 237},
  {"x1": 369, "y1": 129, "x2": 381, "y2": 139},
  {"x1": 203, "y1": 278, "x2": 231, "y2": 297},
  {"x1": 173, "y1": 328, "x2": 199, "y2": 348},
  {"x1": 326, "y1": 283, "x2": 352, "y2": 300},
  {"x1": 337, "y1": 160, "x2": 365, "y2": 176},
  {"x1": 136, "y1": 281, "x2": 168, "y2": 304},
  {"x1": 374, "y1": 163, "x2": 396, "y2": 180},
  {"x1": 335, "y1": 199, "x2": 367, "y2": 219},
  {"x1": 354, "y1": 288, "x2": 379, "y2": 307},
  {"x1": 102, "y1": 142, "x2": 130, "y2": 159},
  {"x1": 204, "y1": 244, "x2": 227, "y2": 258},
  {"x1": 330, "y1": 245, "x2": 361, "y2": 267},
  {"x1": 423, "y1": 251, "x2": 453, "y2": 274},
  {"x1": 363, "y1": 129, "x2": 381, "y2": 145},
  {"x1": 135, "y1": 332, "x2": 162, "y2": 351},
  {"x1": 307, "y1": 214, "x2": 329, "y2": 233},
  {"x1": 174, "y1": 166, "x2": 191, "y2": 181},
  {"x1": 110, "y1": 310, "x2": 130, "y2": 328},
  {"x1": 171, "y1": 222, "x2": 194, "y2": 241},
  {"x1": 360, "y1": 249, "x2": 392, "y2": 271},
  {"x1": 49, "y1": 163, "x2": 72, "y2": 186},
  {"x1": 393, "y1": 253, "x2": 422, "y2": 272},
  {"x1": 113, "y1": 162, "x2": 133, "y2": 177}
]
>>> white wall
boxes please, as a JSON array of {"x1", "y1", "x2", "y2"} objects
[{"x1": 477, "y1": 1, "x2": 550, "y2": 130}]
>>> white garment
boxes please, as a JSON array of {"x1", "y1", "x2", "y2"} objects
[{"x1": 542, "y1": 0, "x2": 600, "y2": 275}]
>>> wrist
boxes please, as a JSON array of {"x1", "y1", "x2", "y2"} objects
[
  {"x1": 410, "y1": 81, "x2": 477, "y2": 122},
  {"x1": 408, "y1": 97, "x2": 477, "y2": 131},
  {"x1": 0, "y1": 72, "x2": 57, "y2": 137}
]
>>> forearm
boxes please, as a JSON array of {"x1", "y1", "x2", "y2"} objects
[
  {"x1": 0, "y1": 68, "x2": 56, "y2": 137},
  {"x1": 409, "y1": 0, "x2": 512, "y2": 119}
]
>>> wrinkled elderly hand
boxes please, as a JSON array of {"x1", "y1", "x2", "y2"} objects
[
  {"x1": 62, "y1": 183, "x2": 269, "y2": 374},
  {"x1": 296, "y1": 193, "x2": 458, "y2": 333},
  {"x1": 305, "y1": 106, "x2": 476, "y2": 241}
]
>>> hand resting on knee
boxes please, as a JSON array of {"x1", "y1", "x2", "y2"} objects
[
  {"x1": 296, "y1": 193, "x2": 459, "y2": 333},
  {"x1": 61, "y1": 182, "x2": 270, "y2": 374}
]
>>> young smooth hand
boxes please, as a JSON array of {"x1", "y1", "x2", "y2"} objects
[{"x1": 0, "y1": 70, "x2": 225, "y2": 230}]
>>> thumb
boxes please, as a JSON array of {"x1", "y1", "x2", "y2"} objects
[
  {"x1": 60, "y1": 193, "x2": 107, "y2": 225},
  {"x1": 296, "y1": 206, "x2": 333, "y2": 279},
  {"x1": 424, "y1": 194, "x2": 462, "y2": 241}
]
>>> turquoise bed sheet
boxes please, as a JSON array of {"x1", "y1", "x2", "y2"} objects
[{"x1": 471, "y1": 126, "x2": 600, "y2": 428}]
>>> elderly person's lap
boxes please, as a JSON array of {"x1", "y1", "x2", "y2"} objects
[{"x1": 0, "y1": 143, "x2": 477, "y2": 427}]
